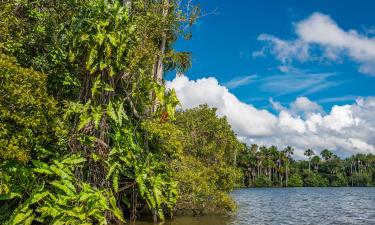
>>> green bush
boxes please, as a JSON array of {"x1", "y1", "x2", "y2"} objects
[
  {"x1": 304, "y1": 173, "x2": 329, "y2": 187},
  {"x1": 288, "y1": 173, "x2": 303, "y2": 187},
  {"x1": 174, "y1": 105, "x2": 243, "y2": 213},
  {"x1": 0, "y1": 54, "x2": 65, "y2": 163},
  {"x1": 3, "y1": 155, "x2": 124, "y2": 225},
  {"x1": 254, "y1": 175, "x2": 272, "y2": 187},
  {"x1": 331, "y1": 173, "x2": 348, "y2": 187},
  {"x1": 351, "y1": 172, "x2": 372, "y2": 187}
]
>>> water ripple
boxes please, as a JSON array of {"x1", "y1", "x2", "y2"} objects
[{"x1": 231, "y1": 187, "x2": 375, "y2": 225}]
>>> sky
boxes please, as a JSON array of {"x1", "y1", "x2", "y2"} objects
[{"x1": 167, "y1": 0, "x2": 375, "y2": 159}]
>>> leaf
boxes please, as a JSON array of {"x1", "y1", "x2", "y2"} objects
[
  {"x1": 99, "y1": 61, "x2": 106, "y2": 70},
  {"x1": 91, "y1": 75, "x2": 101, "y2": 96},
  {"x1": 62, "y1": 179, "x2": 77, "y2": 195},
  {"x1": 92, "y1": 105, "x2": 102, "y2": 129},
  {"x1": 68, "y1": 51, "x2": 75, "y2": 62},
  {"x1": 50, "y1": 181, "x2": 75, "y2": 196},
  {"x1": 107, "y1": 34, "x2": 117, "y2": 47},
  {"x1": 107, "y1": 102, "x2": 117, "y2": 122},
  {"x1": 96, "y1": 33, "x2": 105, "y2": 46},
  {"x1": 77, "y1": 115, "x2": 91, "y2": 131},
  {"x1": 30, "y1": 191, "x2": 49, "y2": 204},
  {"x1": 112, "y1": 170, "x2": 119, "y2": 193},
  {"x1": 32, "y1": 160, "x2": 53, "y2": 175},
  {"x1": 105, "y1": 191, "x2": 124, "y2": 221},
  {"x1": 116, "y1": 102, "x2": 128, "y2": 125},
  {"x1": 0, "y1": 192, "x2": 21, "y2": 200},
  {"x1": 61, "y1": 155, "x2": 86, "y2": 165},
  {"x1": 12, "y1": 208, "x2": 34, "y2": 225},
  {"x1": 112, "y1": 207, "x2": 124, "y2": 222},
  {"x1": 106, "y1": 162, "x2": 118, "y2": 180},
  {"x1": 154, "y1": 84, "x2": 165, "y2": 103},
  {"x1": 87, "y1": 47, "x2": 98, "y2": 72}
]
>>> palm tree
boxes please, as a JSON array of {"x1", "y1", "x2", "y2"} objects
[
  {"x1": 269, "y1": 145, "x2": 279, "y2": 182},
  {"x1": 320, "y1": 149, "x2": 333, "y2": 161},
  {"x1": 311, "y1": 155, "x2": 321, "y2": 172},
  {"x1": 282, "y1": 146, "x2": 294, "y2": 187},
  {"x1": 304, "y1": 149, "x2": 315, "y2": 173}
]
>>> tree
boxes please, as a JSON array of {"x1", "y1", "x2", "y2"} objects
[
  {"x1": 282, "y1": 146, "x2": 294, "y2": 187},
  {"x1": 288, "y1": 173, "x2": 303, "y2": 187},
  {"x1": 304, "y1": 149, "x2": 315, "y2": 173},
  {"x1": 174, "y1": 105, "x2": 243, "y2": 214},
  {"x1": 311, "y1": 155, "x2": 321, "y2": 172},
  {"x1": 321, "y1": 149, "x2": 333, "y2": 161}
]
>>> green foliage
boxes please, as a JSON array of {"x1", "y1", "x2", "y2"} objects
[
  {"x1": 173, "y1": 105, "x2": 242, "y2": 214},
  {"x1": 331, "y1": 173, "x2": 348, "y2": 187},
  {"x1": 254, "y1": 175, "x2": 272, "y2": 188},
  {"x1": 303, "y1": 173, "x2": 329, "y2": 187},
  {"x1": 5, "y1": 155, "x2": 124, "y2": 225},
  {"x1": 175, "y1": 105, "x2": 241, "y2": 166},
  {"x1": 351, "y1": 172, "x2": 372, "y2": 187},
  {"x1": 237, "y1": 143, "x2": 375, "y2": 188},
  {"x1": 288, "y1": 173, "x2": 303, "y2": 187},
  {"x1": 0, "y1": 53, "x2": 66, "y2": 162},
  {"x1": 0, "y1": 0, "x2": 200, "y2": 223}
]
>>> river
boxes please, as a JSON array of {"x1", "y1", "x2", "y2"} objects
[{"x1": 136, "y1": 187, "x2": 375, "y2": 225}]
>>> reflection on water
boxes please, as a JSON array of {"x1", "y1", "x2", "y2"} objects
[{"x1": 136, "y1": 187, "x2": 375, "y2": 225}]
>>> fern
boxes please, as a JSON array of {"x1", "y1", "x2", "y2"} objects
[{"x1": 6, "y1": 155, "x2": 125, "y2": 225}]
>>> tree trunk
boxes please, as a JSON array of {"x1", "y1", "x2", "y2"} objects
[
  {"x1": 351, "y1": 163, "x2": 353, "y2": 187},
  {"x1": 308, "y1": 161, "x2": 311, "y2": 173},
  {"x1": 153, "y1": 208, "x2": 158, "y2": 223},
  {"x1": 154, "y1": 0, "x2": 170, "y2": 82},
  {"x1": 152, "y1": 0, "x2": 169, "y2": 113},
  {"x1": 285, "y1": 163, "x2": 288, "y2": 187}
]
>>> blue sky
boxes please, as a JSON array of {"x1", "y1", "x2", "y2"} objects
[
  {"x1": 167, "y1": 0, "x2": 375, "y2": 158},
  {"x1": 169, "y1": 0, "x2": 375, "y2": 112}
]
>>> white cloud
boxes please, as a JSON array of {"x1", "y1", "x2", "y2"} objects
[
  {"x1": 167, "y1": 75, "x2": 278, "y2": 137},
  {"x1": 260, "y1": 72, "x2": 338, "y2": 96},
  {"x1": 167, "y1": 75, "x2": 375, "y2": 159},
  {"x1": 256, "y1": 34, "x2": 310, "y2": 63},
  {"x1": 290, "y1": 97, "x2": 323, "y2": 115},
  {"x1": 224, "y1": 75, "x2": 257, "y2": 89},
  {"x1": 278, "y1": 111, "x2": 306, "y2": 134},
  {"x1": 256, "y1": 12, "x2": 375, "y2": 76},
  {"x1": 322, "y1": 105, "x2": 359, "y2": 131}
]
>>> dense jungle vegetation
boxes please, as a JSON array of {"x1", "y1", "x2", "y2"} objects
[
  {"x1": 0, "y1": 0, "x2": 242, "y2": 224},
  {"x1": 237, "y1": 145, "x2": 375, "y2": 188},
  {"x1": 0, "y1": 0, "x2": 374, "y2": 224}
]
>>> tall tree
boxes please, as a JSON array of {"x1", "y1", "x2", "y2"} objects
[
  {"x1": 321, "y1": 149, "x2": 333, "y2": 161},
  {"x1": 282, "y1": 146, "x2": 294, "y2": 187},
  {"x1": 304, "y1": 149, "x2": 315, "y2": 173}
]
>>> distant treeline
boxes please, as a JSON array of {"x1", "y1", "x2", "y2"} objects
[{"x1": 237, "y1": 145, "x2": 375, "y2": 187}]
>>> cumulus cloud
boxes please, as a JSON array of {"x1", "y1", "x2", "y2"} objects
[
  {"x1": 271, "y1": 97, "x2": 323, "y2": 116},
  {"x1": 167, "y1": 75, "x2": 375, "y2": 159},
  {"x1": 290, "y1": 97, "x2": 323, "y2": 115},
  {"x1": 166, "y1": 75, "x2": 277, "y2": 136},
  {"x1": 256, "y1": 12, "x2": 375, "y2": 76}
]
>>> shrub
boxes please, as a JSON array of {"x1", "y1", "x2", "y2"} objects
[
  {"x1": 288, "y1": 173, "x2": 303, "y2": 187},
  {"x1": 304, "y1": 173, "x2": 329, "y2": 187},
  {"x1": 254, "y1": 175, "x2": 272, "y2": 187},
  {"x1": 0, "y1": 53, "x2": 65, "y2": 163}
]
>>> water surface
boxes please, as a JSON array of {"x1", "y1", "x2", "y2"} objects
[
  {"x1": 232, "y1": 187, "x2": 375, "y2": 225},
  {"x1": 136, "y1": 187, "x2": 375, "y2": 225}
]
